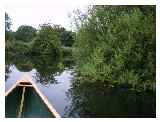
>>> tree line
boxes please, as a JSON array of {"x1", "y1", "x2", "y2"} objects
[{"x1": 5, "y1": 13, "x2": 75, "y2": 58}]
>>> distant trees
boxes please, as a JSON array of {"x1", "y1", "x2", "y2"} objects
[
  {"x1": 15, "y1": 25, "x2": 37, "y2": 42},
  {"x1": 31, "y1": 24, "x2": 62, "y2": 57},
  {"x1": 73, "y1": 6, "x2": 156, "y2": 91},
  {"x1": 6, "y1": 22, "x2": 75, "y2": 61}
]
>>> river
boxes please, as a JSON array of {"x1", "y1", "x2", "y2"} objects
[{"x1": 5, "y1": 55, "x2": 156, "y2": 118}]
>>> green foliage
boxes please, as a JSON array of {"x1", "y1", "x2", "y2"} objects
[
  {"x1": 5, "y1": 40, "x2": 14, "y2": 53},
  {"x1": 61, "y1": 31, "x2": 75, "y2": 47},
  {"x1": 15, "y1": 25, "x2": 36, "y2": 42},
  {"x1": 6, "y1": 23, "x2": 75, "y2": 69},
  {"x1": 32, "y1": 25, "x2": 60, "y2": 55},
  {"x1": 62, "y1": 46, "x2": 74, "y2": 61},
  {"x1": 74, "y1": 6, "x2": 156, "y2": 91},
  {"x1": 5, "y1": 40, "x2": 30, "y2": 56},
  {"x1": 5, "y1": 31, "x2": 15, "y2": 41},
  {"x1": 31, "y1": 24, "x2": 62, "y2": 67}
]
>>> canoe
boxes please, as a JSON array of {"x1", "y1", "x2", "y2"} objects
[{"x1": 5, "y1": 75, "x2": 61, "y2": 118}]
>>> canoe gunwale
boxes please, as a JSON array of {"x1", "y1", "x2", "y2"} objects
[{"x1": 5, "y1": 75, "x2": 61, "y2": 118}]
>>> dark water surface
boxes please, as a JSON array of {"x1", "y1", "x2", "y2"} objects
[{"x1": 5, "y1": 55, "x2": 156, "y2": 118}]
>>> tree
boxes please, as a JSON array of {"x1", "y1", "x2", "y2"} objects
[
  {"x1": 15, "y1": 25, "x2": 36, "y2": 42},
  {"x1": 61, "y1": 31, "x2": 75, "y2": 47},
  {"x1": 31, "y1": 23, "x2": 62, "y2": 57},
  {"x1": 73, "y1": 6, "x2": 155, "y2": 91}
]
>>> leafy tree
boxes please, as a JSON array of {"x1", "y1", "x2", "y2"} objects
[
  {"x1": 15, "y1": 25, "x2": 36, "y2": 42},
  {"x1": 6, "y1": 40, "x2": 30, "y2": 56},
  {"x1": 73, "y1": 6, "x2": 155, "y2": 91},
  {"x1": 31, "y1": 23, "x2": 62, "y2": 57},
  {"x1": 61, "y1": 31, "x2": 75, "y2": 47},
  {"x1": 6, "y1": 31, "x2": 15, "y2": 41}
]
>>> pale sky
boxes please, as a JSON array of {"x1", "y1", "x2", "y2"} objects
[{"x1": 5, "y1": 3, "x2": 88, "y2": 31}]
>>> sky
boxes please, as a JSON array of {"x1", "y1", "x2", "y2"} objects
[
  {"x1": 5, "y1": 3, "x2": 87, "y2": 31},
  {"x1": 5, "y1": 0, "x2": 154, "y2": 31}
]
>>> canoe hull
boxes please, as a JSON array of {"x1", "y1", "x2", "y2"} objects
[{"x1": 6, "y1": 86, "x2": 55, "y2": 118}]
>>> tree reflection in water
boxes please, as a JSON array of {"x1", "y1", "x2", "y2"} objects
[
  {"x1": 5, "y1": 53, "x2": 64, "y2": 85},
  {"x1": 65, "y1": 78, "x2": 156, "y2": 118},
  {"x1": 31, "y1": 55, "x2": 63, "y2": 85}
]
